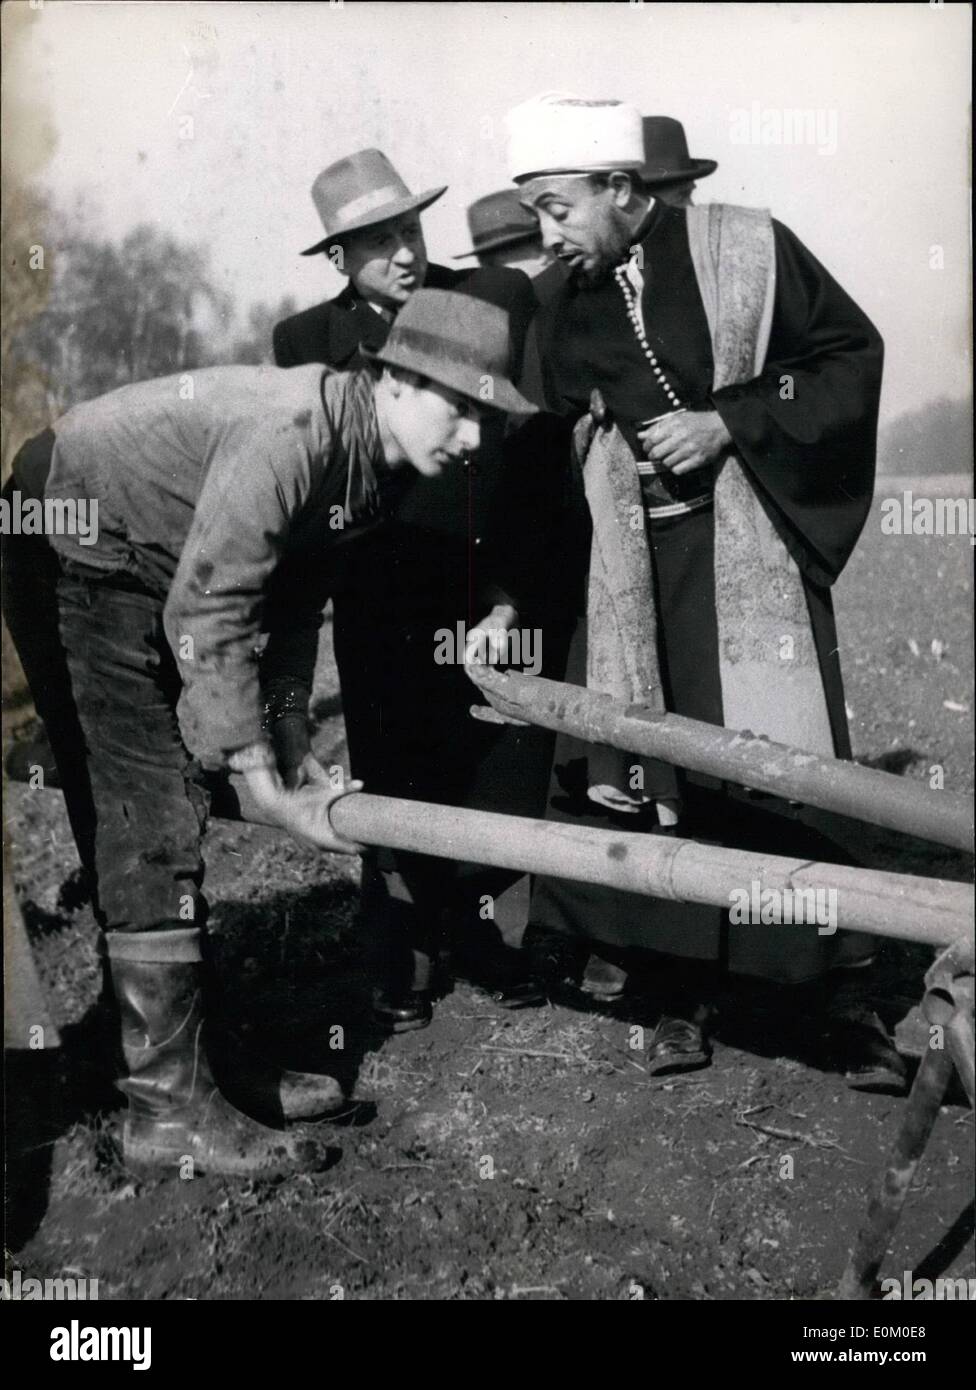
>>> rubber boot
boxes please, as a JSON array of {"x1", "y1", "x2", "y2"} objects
[
  {"x1": 209, "y1": 1027, "x2": 348, "y2": 1124},
  {"x1": 195, "y1": 934, "x2": 347, "y2": 1123},
  {"x1": 106, "y1": 928, "x2": 334, "y2": 1178}
]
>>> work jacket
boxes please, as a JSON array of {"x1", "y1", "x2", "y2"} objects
[{"x1": 43, "y1": 364, "x2": 392, "y2": 764}]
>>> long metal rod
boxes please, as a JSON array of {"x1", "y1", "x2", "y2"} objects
[
  {"x1": 835, "y1": 1039, "x2": 956, "y2": 1300},
  {"x1": 466, "y1": 666, "x2": 974, "y2": 851},
  {"x1": 319, "y1": 792, "x2": 969, "y2": 946},
  {"x1": 836, "y1": 959, "x2": 973, "y2": 1300},
  {"x1": 21, "y1": 772, "x2": 972, "y2": 945}
]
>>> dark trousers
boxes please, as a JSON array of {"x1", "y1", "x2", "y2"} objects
[
  {"x1": 330, "y1": 522, "x2": 562, "y2": 989},
  {"x1": 4, "y1": 533, "x2": 209, "y2": 933}
]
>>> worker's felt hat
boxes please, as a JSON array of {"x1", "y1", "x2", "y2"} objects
[
  {"x1": 363, "y1": 288, "x2": 537, "y2": 417},
  {"x1": 300, "y1": 148, "x2": 446, "y2": 256}
]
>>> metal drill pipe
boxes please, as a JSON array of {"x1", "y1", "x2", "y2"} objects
[
  {"x1": 21, "y1": 772, "x2": 971, "y2": 944},
  {"x1": 466, "y1": 666, "x2": 974, "y2": 851},
  {"x1": 838, "y1": 961, "x2": 974, "y2": 1300},
  {"x1": 315, "y1": 791, "x2": 971, "y2": 947},
  {"x1": 836, "y1": 1038, "x2": 956, "y2": 1300}
]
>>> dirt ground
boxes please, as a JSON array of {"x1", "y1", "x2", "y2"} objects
[{"x1": 4, "y1": 485, "x2": 973, "y2": 1301}]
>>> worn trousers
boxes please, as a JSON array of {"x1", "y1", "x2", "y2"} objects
[{"x1": 5, "y1": 536, "x2": 210, "y2": 933}]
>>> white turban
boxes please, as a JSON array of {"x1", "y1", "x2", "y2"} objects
[{"x1": 506, "y1": 91, "x2": 645, "y2": 183}]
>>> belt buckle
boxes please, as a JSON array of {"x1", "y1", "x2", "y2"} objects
[{"x1": 636, "y1": 407, "x2": 688, "y2": 431}]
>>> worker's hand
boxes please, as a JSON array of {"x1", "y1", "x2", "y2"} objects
[
  {"x1": 464, "y1": 604, "x2": 518, "y2": 672},
  {"x1": 638, "y1": 409, "x2": 732, "y2": 475},
  {"x1": 277, "y1": 776, "x2": 366, "y2": 854},
  {"x1": 243, "y1": 761, "x2": 365, "y2": 854}
]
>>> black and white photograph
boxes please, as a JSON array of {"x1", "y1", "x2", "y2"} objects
[{"x1": 2, "y1": 0, "x2": 973, "y2": 1326}]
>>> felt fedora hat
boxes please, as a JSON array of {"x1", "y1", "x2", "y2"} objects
[
  {"x1": 300, "y1": 148, "x2": 446, "y2": 256},
  {"x1": 639, "y1": 116, "x2": 717, "y2": 186},
  {"x1": 454, "y1": 189, "x2": 542, "y2": 259},
  {"x1": 364, "y1": 288, "x2": 537, "y2": 417}
]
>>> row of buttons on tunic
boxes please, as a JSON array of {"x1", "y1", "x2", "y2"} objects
[
  {"x1": 613, "y1": 257, "x2": 716, "y2": 520},
  {"x1": 613, "y1": 262, "x2": 684, "y2": 411}
]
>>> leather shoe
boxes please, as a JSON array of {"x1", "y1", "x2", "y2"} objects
[
  {"x1": 581, "y1": 953, "x2": 628, "y2": 1002},
  {"x1": 479, "y1": 976, "x2": 547, "y2": 1010},
  {"x1": 646, "y1": 1015, "x2": 712, "y2": 1077},
  {"x1": 520, "y1": 923, "x2": 587, "y2": 987},
  {"x1": 372, "y1": 989, "x2": 433, "y2": 1033}
]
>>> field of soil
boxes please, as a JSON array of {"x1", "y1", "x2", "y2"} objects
[{"x1": 4, "y1": 482, "x2": 973, "y2": 1301}]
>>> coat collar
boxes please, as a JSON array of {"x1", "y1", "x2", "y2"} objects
[
  {"x1": 328, "y1": 263, "x2": 459, "y2": 364},
  {"x1": 330, "y1": 283, "x2": 389, "y2": 358}
]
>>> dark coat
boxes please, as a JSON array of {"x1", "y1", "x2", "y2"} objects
[
  {"x1": 528, "y1": 204, "x2": 884, "y2": 974},
  {"x1": 270, "y1": 262, "x2": 557, "y2": 825},
  {"x1": 272, "y1": 262, "x2": 536, "y2": 563},
  {"x1": 274, "y1": 263, "x2": 536, "y2": 381}
]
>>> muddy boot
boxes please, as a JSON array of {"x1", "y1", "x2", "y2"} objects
[
  {"x1": 196, "y1": 936, "x2": 347, "y2": 1123},
  {"x1": 107, "y1": 928, "x2": 334, "y2": 1178},
  {"x1": 208, "y1": 1028, "x2": 348, "y2": 1124}
]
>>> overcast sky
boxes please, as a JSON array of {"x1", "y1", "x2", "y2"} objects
[{"x1": 4, "y1": 1, "x2": 971, "y2": 424}]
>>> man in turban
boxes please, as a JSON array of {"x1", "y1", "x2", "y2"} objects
[{"x1": 498, "y1": 93, "x2": 903, "y2": 1090}]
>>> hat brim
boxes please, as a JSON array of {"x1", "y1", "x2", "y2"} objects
[
  {"x1": 299, "y1": 185, "x2": 447, "y2": 256},
  {"x1": 640, "y1": 159, "x2": 717, "y2": 186},
  {"x1": 514, "y1": 161, "x2": 645, "y2": 185},
  {"x1": 452, "y1": 229, "x2": 542, "y2": 260},
  {"x1": 362, "y1": 343, "x2": 537, "y2": 417}
]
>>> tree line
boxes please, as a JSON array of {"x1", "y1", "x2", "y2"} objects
[{"x1": 2, "y1": 187, "x2": 296, "y2": 482}]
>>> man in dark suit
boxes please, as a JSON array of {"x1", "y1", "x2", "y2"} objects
[{"x1": 273, "y1": 149, "x2": 550, "y2": 1031}]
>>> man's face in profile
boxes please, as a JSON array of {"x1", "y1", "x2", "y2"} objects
[
  {"x1": 385, "y1": 371, "x2": 484, "y2": 477},
  {"x1": 518, "y1": 175, "x2": 635, "y2": 285}
]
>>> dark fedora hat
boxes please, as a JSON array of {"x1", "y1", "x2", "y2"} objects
[
  {"x1": 638, "y1": 116, "x2": 717, "y2": 186},
  {"x1": 364, "y1": 289, "x2": 537, "y2": 417},
  {"x1": 300, "y1": 148, "x2": 446, "y2": 256},
  {"x1": 454, "y1": 189, "x2": 542, "y2": 259}
]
